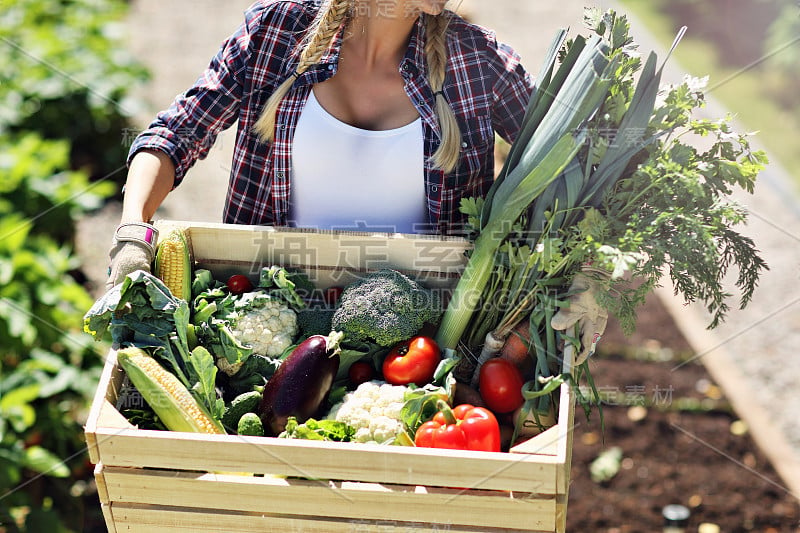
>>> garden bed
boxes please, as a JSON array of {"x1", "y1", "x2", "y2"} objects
[{"x1": 566, "y1": 294, "x2": 800, "y2": 532}]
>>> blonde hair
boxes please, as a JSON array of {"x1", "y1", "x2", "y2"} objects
[{"x1": 253, "y1": 1, "x2": 462, "y2": 173}]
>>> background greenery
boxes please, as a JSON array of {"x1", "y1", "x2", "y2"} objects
[
  {"x1": 0, "y1": 0, "x2": 148, "y2": 531},
  {"x1": 619, "y1": 0, "x2": 800, "y2": 184}
]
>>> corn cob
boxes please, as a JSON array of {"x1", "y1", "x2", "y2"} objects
[
  {"x1": 117, "y1": 347, "x2": 225, "y2": 434},
  {"x1": 154, "y1": 227, "x2": 192, "y2": 301}
]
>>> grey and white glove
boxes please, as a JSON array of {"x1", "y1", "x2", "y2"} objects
[
  {"x1": 551, "y1": 266, "x2": 610, "y2": 365},
  {"x1": 105, "y1": 222, "x2": 159, "y2": 291}
]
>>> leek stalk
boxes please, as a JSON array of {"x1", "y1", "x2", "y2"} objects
[{"x1": 434, "y1": 131, "x2": 584, "y2": 350}]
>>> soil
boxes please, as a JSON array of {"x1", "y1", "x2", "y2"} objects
[{"x1": 566, "y1": 293, "x2": 800, "y2": 532}]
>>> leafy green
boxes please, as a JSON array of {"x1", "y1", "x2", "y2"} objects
[
  {"x1": 400, "y1": 385, "x2": 451, "y2": 436},
  {"x1": 82, "y1": 270, "x2": 223, "y2": 416},
  {"x1": 258, "y1": 265, "x2": 312, "y2": 310},
  {"x1": 188, "y1": 346, "x2": 225, "y2": 421},
  {"x1": 278, "y1": 417, "x2": 355, "y2": 442}
]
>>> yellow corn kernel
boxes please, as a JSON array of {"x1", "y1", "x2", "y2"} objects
[
  {"x1": 154, "y1": 228, "x2": 192, "y2": 301},
  {"x1": 117, "y1": 347, "x2": 225, "y2": 434}
]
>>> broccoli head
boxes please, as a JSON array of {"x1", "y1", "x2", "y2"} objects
[
  {"x1": 331, "y1": 269, "x2": 442, "y2": 347},
  {"x1": 296, "y1": 307, "x2": 335, "y2": 337}
]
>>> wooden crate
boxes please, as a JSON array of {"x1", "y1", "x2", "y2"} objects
[{"x1": 84, "y1": 221, "x2": 576, "y2": 533}]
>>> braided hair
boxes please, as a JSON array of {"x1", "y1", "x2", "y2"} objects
[{"x1": 253, "y1": 0, "x2": 461, "y2": 172}]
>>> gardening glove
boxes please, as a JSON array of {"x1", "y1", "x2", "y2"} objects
[
  {"x1": 105, "y1": 222, "x2": 159, "y2": 291},
  {"x1": 551, "y1": 266, "x2": 610, "y2": 365}
]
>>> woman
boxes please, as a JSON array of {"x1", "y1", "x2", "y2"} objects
[{"x1": 107, "y1": 0, "x2": 534, "y2": 287}]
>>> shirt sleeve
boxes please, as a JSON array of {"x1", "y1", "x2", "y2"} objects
[
  {"x1": 127, "y1": 5, "x2": 262, "y2": 184},
  {"x1": 490, "y1": 41, "x2": 535, "y2": 145}
]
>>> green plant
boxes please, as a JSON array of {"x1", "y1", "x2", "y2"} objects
[
  {"x1": 0, "y1": 132, "x2": 113, "y2": 531},
  {"x1": 0, "y1": 0, "x2": 149, "y2": 185}
]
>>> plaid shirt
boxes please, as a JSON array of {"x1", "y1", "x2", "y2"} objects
[{"x1": 129, "y1": 0, "x2": 533, "y2": 234}]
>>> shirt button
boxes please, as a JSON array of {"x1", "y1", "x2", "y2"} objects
[
  {"x1": 327, "y1": 64, "x2": 334, "y2": 71},
  {"x1": 276, "y1": 171, "x2": 285, "y2": 179},
  {"x1": 431, "y1": 185, "x2": 439, "y2": 193},
  {"x1": 461, "y1": 141, "x2": 468, "y2": 148}
]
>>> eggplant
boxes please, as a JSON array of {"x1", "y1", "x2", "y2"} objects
[{"x1": 258, "y1": 332, "x2": 342, "y2": 436}]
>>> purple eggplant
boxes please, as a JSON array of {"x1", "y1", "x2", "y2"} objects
[{"x1": 258, "y1": 332, "x2": 342, "y2": 436}]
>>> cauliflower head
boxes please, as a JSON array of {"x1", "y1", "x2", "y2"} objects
[
  {"x1": 327, "y1": 381, "x2": 409, "y2": 444},
  {"x1": 232, "y1": 297, "x2": 298, "y2": 357}
]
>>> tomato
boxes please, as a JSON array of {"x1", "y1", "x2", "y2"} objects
[
  {"x1": 478, "y1": 358, "x2": 524, "y2": 414},
  {"x1": 226, "y1": 274, "x2": 253, "y2": 295},
  {"x1": 323, "y1": 286, "x2": 344, "y2": 307},
  {"x1": 348, "y1": 361, "x2": 375, "y2": 386},
  {"x1": 382, "y1": 336, "x2": 441, "y2": 386}
]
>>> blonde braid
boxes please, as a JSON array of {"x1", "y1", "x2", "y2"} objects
[
  {"x1": 253, "y1": 0, "x2": 352, "y2": 142},
  {"x1": 425, "y1": 12, "x2": 461, "y2": 173}
]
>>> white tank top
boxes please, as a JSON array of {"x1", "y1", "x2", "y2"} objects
[{"x1": 290, "y1": 89, "x2": 427, "y2": 234}]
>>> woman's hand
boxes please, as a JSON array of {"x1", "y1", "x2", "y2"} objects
[
  {"x1": 550, "y1": 267, "x2": 610, "y2": 364},
  {"x1": 106, "y1": 222, "x2": 159, "y2": 290}
]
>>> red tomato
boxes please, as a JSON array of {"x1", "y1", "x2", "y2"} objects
[
  {"x1": 382, "y1": 336, "x2": 441, "y2": 386},
  {"x1": 226, "y1": 274, "x2": 253, "y2": 295},
  {"x1": 348, "y1": 361, "x2": 375, "y2": 386},
  {"x1": 323, "y1": 286, "x2": 344, "y2": 307},
  {"x1": 478, "y1": 359, "x2": 524, "y2": 414}
]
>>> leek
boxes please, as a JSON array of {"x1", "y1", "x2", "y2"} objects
[
  {"x1": 435, "y1": 27, "x2": 615, "y2": 352},
  {"x1": 434, "y1": 132, "x2": 584, "y2": 350}
]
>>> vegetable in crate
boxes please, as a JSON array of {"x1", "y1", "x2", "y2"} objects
[
  {"x1": 117, "y1": 347, "x2": 224, "y2": 434},
  {"x1": 279, "y1": 417, "x2": 355, "y2": 442},
  {"x1": 259, "y1": 332, "x2": 343, "y2": 436},
  {"x1": 191, "y1": 266, "x2": 307, "y2": 376},
  {"x1": 221, "y1": 390, "x2": 262, "y2": 433},
  {"x1": 225, "y1": 291, "x2": 298, "y2": 360},
  {"x1": 295, "y1": 307, "x2": 335, "y2": 338},
  {"x1": 154, "y1": 227, "x2": 192, "y2": 301},
  {"x1": 331, "y1": 269, "x2": 442, "y2": 347},
  {"x1": 326, "y1": 381, "x2": 410, "y2": 444},
  {"x1": 478, "y1": 358, "x2": 525, "y2": 415},
  {"x1": 414, "y1": 402, "x2": 501, "y2": 452},
  {"x1": 237, "y1": 413, "x2": 265, "y2": 437},
  {"x1": 382, "y1": 336, "x2": 441, "y2": 387}
]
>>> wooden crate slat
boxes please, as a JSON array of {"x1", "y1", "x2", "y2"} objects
[
  {"x1": 102, "y1": 466, "x2": 556, "y2": 531},
  {"x1": 92, "y1": 426, "x2": 561, "y2": 493},
  {"x1": 109, "y1": 503, "x2": 546, "y2": 533},
  {"x1": 167, "y1": 221, "x2": 470, "y2": 290},
  {"x1": 100, "y1": 504, "x2": 117, "y2": 533}
]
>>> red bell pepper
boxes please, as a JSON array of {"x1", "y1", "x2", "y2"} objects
[{"x1": 414, "y1": 402, "x2": 501, "y2": 452}]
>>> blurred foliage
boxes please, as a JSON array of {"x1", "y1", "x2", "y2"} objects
[
  {"x1": 0, "y1": 0, "x2": 149, "y2": 189},
  {"x1": 0, "y1": 0, "x2": 148, "y2": 531},
  {"x1": 0, "y1": 132, "x2": 113, "y2": 533},
  {"x1": 652, "y1": 0, "x2": 799, "y2": 112},
  {"x1": 657, "y1": 0, "x2": 783, "y2": 67},
  {"x1": 764, "y1": 1, "x2": 800, "y2": 109}
]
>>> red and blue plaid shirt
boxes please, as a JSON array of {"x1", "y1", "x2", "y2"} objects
[{"x1": 129, "y1": 0, "x2": 534, "y2": 234}]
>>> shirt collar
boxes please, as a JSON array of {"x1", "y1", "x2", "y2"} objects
[
  {"x1": 300, "y1": 14, "x2": 429, "y2": 81},
  {"x1": 399, "y1": 14, "x2": 427, "y2": 80}
]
